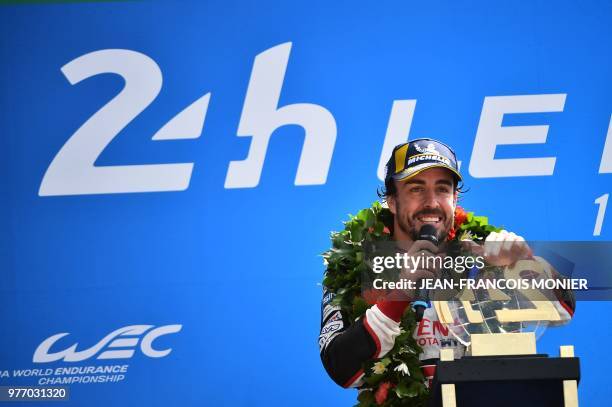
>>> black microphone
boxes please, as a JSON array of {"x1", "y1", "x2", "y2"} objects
[{"x1": 412, "y1": 224, "x2": 439, "y2": 322}]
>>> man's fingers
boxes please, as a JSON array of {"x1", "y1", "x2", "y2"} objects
[
  {"x1": 405, "y1": 240, "x2": 444, "y2": 274},
  {"x1": 484, "y1": 230, "x2": 533, "y2": 266},
  {"x1": 409, "y1": 240, "x2": 439, "y2": 255},
  {"x1": 487, "y1": 231, "x2": 504, "y2": 242},
  {"x1": 461, "y1": 240, "x2": 485, "y2": 256},
  {"x1": 399, "y1": 267, "x2": 437, "y2": 281},
  {"x1": 501, "y1": 232, "x2": 516, "y2": 255},
  {"x1": 411, "y1": 268, "x2": 438, "y2": 281},
  {"x1": 501, "y1": 232, "x2": 531, "y2": 259}
]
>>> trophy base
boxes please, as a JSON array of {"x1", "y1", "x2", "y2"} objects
[
  {"x1": 429, "y1": 346, "x2": 580, "y2": 407},
  {"x1": 431, "y1": 374, "x2": 565, "y2": 407},
  {"x1": 470, "y1": 332, "x2": 536, "y2": 356}
]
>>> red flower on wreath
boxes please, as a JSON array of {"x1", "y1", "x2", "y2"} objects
[
  {"x1": 454, "y1": 206, "x2": 468, "y2": 228},
  {"x1": 375, "y1": 381, "x2": 394, "y2": 405},
  {"x1": 367, "y1": 226, "x2": 392, "y2": 235},
  {"x1": 447, "y1": 206, "x2": 468, "y2": 241}
]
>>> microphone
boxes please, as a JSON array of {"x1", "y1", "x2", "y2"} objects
[{"x1": 412, "y1": 224, "x2": 439, "y2": 322}]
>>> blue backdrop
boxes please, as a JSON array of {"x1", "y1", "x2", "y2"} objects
[{"x1": 1, "y1": 1, "x2": 611, "y2": 405}]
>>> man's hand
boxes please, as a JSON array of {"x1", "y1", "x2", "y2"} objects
[
  {"x1": 482, "y1": 230, "x2": 533, "y2": 267},
  {"x1": 375, "y1": 240, "x2": 445, "y2": 321},
  {"x1": 396, "y1": 240, "x2": 443, "y2": 301},
  {"x1": 460, "y1": 230, "x2": 533, "y2": 267}
]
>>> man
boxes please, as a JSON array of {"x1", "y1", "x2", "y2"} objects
[{"x1": 319, "y1": 138, "x2": 575, "y2": 391}]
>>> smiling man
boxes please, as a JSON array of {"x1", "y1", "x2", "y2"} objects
[{"x1": 318, "y1": 138, "x2": 575, "y2": 396}]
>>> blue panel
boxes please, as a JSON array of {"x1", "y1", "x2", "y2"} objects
[{"x1": 1, "y1": 1, "x2": 610, "y2": 405}]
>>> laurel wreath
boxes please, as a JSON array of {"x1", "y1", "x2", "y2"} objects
[{"x1": 322, "y1": 201, "x2": 501, "y2": 406}]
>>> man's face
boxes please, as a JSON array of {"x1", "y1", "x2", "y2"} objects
[{"x1": 387, "y1": 167, "x2": 457, "y2": 242}]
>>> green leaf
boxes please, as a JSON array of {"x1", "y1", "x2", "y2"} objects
[
  {"x1": 330, "y1": 296, "x2": 343, "y2": 306},
  {"x1": 356, "y1": 208, "x2": 375, "y2": 228},
  {"x1": 393, "y1": 381, "x2": 410, "y2": 399},
  {"x1": 373, "y1": 221, "x2": 384, "y2": 236},
  {"x1": 394, "y1": 380, "x2": 421, "y2": 399},
  {"x1": 356, "y1": 390, "x2": 375, "y2": 405},
  {"x1": 472, "y1": 215, "x2": 488, "y2": 225},
  {"x1": 364, "y1": 373, "x2": 385, "y2": 386},
  {"x1": 357, "y1": 261, "x2": 369, "y2": 273},
  {"x1": 350, "y1": 222, "x2": 363, "y2": 242},
  {"x1": 352, "y1": 295, "x2": 369, "y2": 316},
  {"x1": 365, "y1": 209, "x2": 375, "y2": 228},
  {"x1": 409, "y1": 381, "x2": 425, "y2": 397}
]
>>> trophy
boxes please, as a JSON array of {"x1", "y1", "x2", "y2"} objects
[{"x1": 428, "y1": 257, "x2": 580, "y2": 407}]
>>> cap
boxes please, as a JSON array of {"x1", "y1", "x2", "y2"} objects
[{"x1": 385, "y1": 138, "x2": 462, "y2": 183}]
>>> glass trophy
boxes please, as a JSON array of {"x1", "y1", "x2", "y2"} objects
[{"x1": 428, "y1": 255, "x2": 579, "y2": 407}]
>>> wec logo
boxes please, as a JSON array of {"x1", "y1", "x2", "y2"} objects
[{"x1": 33, "y1": 324, "x2": 182, "y2": 363}]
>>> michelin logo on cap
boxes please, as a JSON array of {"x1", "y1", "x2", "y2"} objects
[{"x1": 407, "y1": 154, "x2": 451, "y2": 166}]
